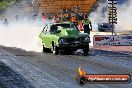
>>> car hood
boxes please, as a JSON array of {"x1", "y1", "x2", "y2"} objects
[
  {"x1": 57, "y1": 28, "x2": 79, "y2": 38},
  {"x1": 79, "y1": 33, "x2": 89, "y2": 37}
]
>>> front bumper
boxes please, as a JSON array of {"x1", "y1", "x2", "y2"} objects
[{"x1": 57, "y1": 42, "x2": 89, "y2": 49}]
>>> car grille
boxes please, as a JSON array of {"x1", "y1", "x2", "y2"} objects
[
  {"x1": 80, "y1": 37, "x2": 90, "y2": 42},
  {"x1": 59, "y1": 37, "x2": 90, "y2": 44},
  {"x1": 65, "y1": 38, "x2": 78, "y2": 42},
  {"x1": 80, "y1": 37, "x2": 85, "y2": 42},
  {"x1": 64, "y1": 37, "x2": 87, "y2": 42}
]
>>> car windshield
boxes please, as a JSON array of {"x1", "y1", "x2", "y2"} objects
[
  {"x1": 102, "y1": 25, "x2": 109, "y2": 28},
  {"x1": 56, "y1": 24, "x2": 71, "y2": 28},
  {"x1": 50, "y1": 24, "x2": 71, "y2": 32},
  {"x1": 103, "y1": 23, "x2": 113, "y2": 28}
]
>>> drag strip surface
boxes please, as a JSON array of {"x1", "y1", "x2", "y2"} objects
[
  {"x1": 0, "y1": 46, "x2": 132, "y2": 88},
  {"x1": 0, "y1": 62, "x2": 34, "y2": 88}
]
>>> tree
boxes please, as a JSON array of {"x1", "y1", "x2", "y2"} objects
[{"x1": 0, "y1": 0, "x2": 17, "y2": 9}]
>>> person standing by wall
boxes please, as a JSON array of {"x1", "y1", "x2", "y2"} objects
[
  {"x1": 42, "y1": 13, "x2": 47, "y2": 23},
  {"x1": 3, "y1": 19, "x2": 9, "y2": 26},
  {"x1": 52, "y1": 14, "x2": 59, "y2": 23},
  {"x1": 82, "y1": 15, "x2": 92, "y2": 34},
  {"x1": 15, "y1": 15, "x2": 19, "y2": 21},
  {"x1": 71, "y1": 15, "x2": 76, "y2": 23},
  {"x1": 79, "y1": 20, "x2": 83, "y2": 32}
]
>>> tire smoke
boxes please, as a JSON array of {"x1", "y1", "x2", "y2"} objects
[
  {"x1": 0, "y1": 22, "x2": 43, "y2": 52},
  {"x1": 89, "y1": 0, "x2": 131, "y2": 32}
]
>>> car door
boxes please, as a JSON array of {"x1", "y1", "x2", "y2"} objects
[{"x1": 40, "y1": 25, "x2": 51, "y2": 48}]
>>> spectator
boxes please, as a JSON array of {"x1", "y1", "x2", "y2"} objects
[
  {"x1": 79, "y1": 20, "x2": 83, "y2": 31},
  {"x1": 15, "y1": 15, "x2": 19, "y2": 21},
  {"x1": 79, "y1": 13, "x2": 84, "y2": 20},
  {"x1": 52, "y1": 15, "x2": 59, "y2": 23},
  {"x1": 42, "y1": 13, "x2": 47, "y2": 23},
  {"x1": 71, "y1": 15, "x2": 76, "y2": 22},
  {"x1": 71, "y1": 22, "x2": 79, "y2": 31},
  {"x1": 3, "y1": 19, "x2": 9, "y2": 26},
  {"x1": 66, "y1": 13, "x2": 71, "y2": 21}
]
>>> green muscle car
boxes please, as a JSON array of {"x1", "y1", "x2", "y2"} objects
[{"x1": 39, "y1": 22, "x2": 90, "y2": 55}]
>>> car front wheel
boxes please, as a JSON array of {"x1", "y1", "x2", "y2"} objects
[{"x1": 83, "y1": 46, "x2": 89, "y2": 55}]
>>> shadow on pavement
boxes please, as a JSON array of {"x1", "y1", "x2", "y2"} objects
[{"x1": 0, "y1": 62, "x2": 34, "y2": 88}]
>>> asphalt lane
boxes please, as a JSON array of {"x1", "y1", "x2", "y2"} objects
[
  {"x1": 0, "y1": 81, "x2": 6, "y2": 88},
  {"x1": 0, "y1": 62, "x2": 34, "y2": 88},
  {"x1": 0, "y1": 46, "x2": 132, "y2": 88}
]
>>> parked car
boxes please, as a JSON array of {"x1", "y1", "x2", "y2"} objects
[
  {"x1": 98, "y1": 23, "x2": 113, "y2": 32},
  {"x1": 39, "y1": 22, "x2": 91, "y2": 55}
]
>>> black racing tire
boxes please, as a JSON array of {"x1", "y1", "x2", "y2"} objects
[
  {"x1": 83, "y1": 45, "x2": 89, "y2": 55},
  {"x1": 43, "y1": 45, "x2": 50, "y2": 53},
  {"x1": 52, "y1": 45, "x2": 59, "y2": 55}
]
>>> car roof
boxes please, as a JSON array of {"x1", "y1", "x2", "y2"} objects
[
  {"x1": 102, "y1": 23, "x2": 109, "y2": 25},
  {"x1": 49, "y1": 22, "x2": 71, "y2": 26},
  {"x1": 98, "y1": 23, "x2": 112, "y2": 25}
]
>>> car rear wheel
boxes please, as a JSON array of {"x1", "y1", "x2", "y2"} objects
[
  {"x1": 52, "y1": 45, "x2": 59, "y2": 55},
  {"x1": 43, "y1": 45, "x2": 50, "y2": 53}
]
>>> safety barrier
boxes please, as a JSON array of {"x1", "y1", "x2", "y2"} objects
[{"x1": 93, "y1": 34, "x2": 132, "y2": 56}]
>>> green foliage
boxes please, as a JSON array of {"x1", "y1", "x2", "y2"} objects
[{"x1": 0, "y1": 0, "x2": 16, "y2": 9}]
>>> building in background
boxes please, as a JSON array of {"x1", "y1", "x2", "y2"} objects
[
  {"x1": 32, "y1": 0, "x2": 97, "y2": 18},
  {"x1": 38, "y1": 0, "x2": 96, "y2": 14}
]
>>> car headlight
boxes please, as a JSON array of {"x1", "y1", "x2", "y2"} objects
[
  {"x1": 58, "y1": 38, "x2": 65, "y2": 44},
  {"x1": 84, "y1": 37, "x2": 90, "y2": 42}
]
